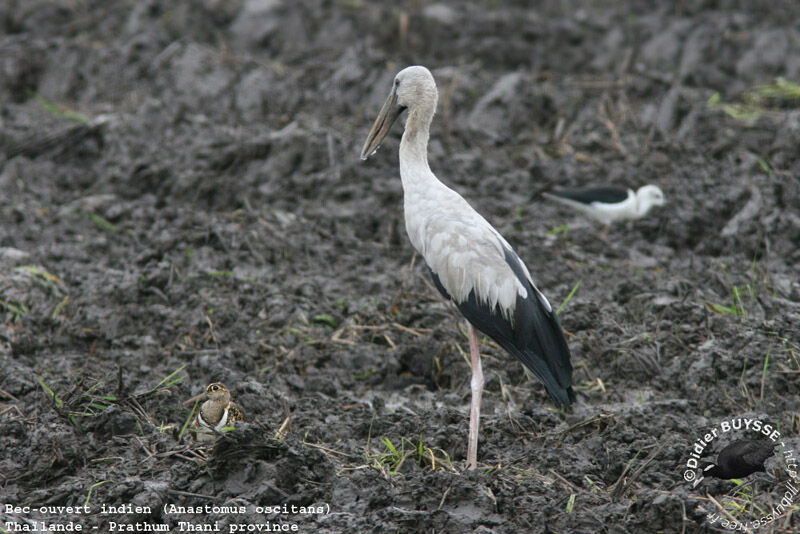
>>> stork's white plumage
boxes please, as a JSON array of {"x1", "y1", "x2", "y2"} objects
[{"x1": 361, "y1": 66, "x2": 575, "y2": 470}]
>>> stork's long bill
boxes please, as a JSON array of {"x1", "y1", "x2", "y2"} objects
[{"x1": 361, "y1": 84, "x2": 405, "y2": 160}]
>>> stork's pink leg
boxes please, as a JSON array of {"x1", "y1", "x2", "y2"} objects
[{"x1": 467, "y1": 323, "x2": 484, "y2": 470}]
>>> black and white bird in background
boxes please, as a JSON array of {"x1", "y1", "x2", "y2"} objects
[
  {"x1": 543, "y1": 185, "x2": 665, "y2": 239},
  {"x1": 700, "y1": 439, "x2": 776, "y2": 480},
  {"x1": 360, "y1": 66, "x2": 575, "y2": 470}
]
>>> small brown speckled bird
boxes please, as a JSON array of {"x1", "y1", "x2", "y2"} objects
[{"x1": 192, "y1": 382, "x2": 246, "y2": 442}]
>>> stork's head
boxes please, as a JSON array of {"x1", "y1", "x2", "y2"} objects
[
  {"x1": 635, "y1": 185, "x2": 666, "y2": 216},
  {"x1": 361, "y1": 66, "x2": 438, "y2": 160}
]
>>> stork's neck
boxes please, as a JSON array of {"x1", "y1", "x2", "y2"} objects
[{"x1": 399, "y1": 107, "x2": 436, "y2": 190}]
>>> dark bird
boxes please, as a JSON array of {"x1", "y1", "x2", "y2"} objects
[
  {"x1": 360, "y1": 66, "x2": 575, "y2": 469},
  {"x1": 543, "y1": 185, "x2": 665, "y2": 239},
  {"x1": 701, "y1": 439, "x2": 776, "y2": 479}
]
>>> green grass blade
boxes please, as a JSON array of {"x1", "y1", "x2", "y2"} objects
[
  {"x1": 179, "y1": 400, "x2": 199, "y2": 440},
  {"x1": 557, "y1": 279, "x2": 582, "y2": 315},
  {"x1": 28, "y1": 90, "x2": 90, "y2": 124},
  {"x1": 566, "y1": 493, "x2": 576, "y2": 513},
  {"x1": 87, "y1": 212, "x2": 118, "y2": 233},
  {"x1": 84, "y1": 480, "x2": 110, "y2": 507},
  {"x1": 37, "y1": 377, "x2": 64, "y2": 408},
  {"x1": 155, "y1": 364, "x2": 187, "y2": 389}
]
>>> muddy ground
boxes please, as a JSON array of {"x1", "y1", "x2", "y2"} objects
[{"x1": 1, "y1": 1, "x2": 799, "y2": 532}]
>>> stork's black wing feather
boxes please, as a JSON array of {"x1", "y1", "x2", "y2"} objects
[
  {"x1": 548, "y1": 186, "x2": 628, "y2": 204},
  {"x1": 428, "y1": 247, "x2": 575, "y2": 407}
]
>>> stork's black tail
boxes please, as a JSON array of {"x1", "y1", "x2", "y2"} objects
[
  {"x1": 507, "y1": 288, "x2": 575, "y2": 407},
  {"x1": 427, "y1": 257, "x2": 575, "y2": 407},
  {"x1": 455, "y1": 284, "x2": 575, "y2": 407}
]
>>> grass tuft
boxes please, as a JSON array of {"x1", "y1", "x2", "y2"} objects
[
  {"x1": 37, "y1": 377, "x2": 64, "y2": 409},
  {"x1": 312, "y1": 314, "x2": 338, "y2": 329},
  {"x1": 707, "y1": 269, "x2": 758, "y2": 318},
  {"x1": 0, "y1": 298, "x2": 29, "y2": 322},
  {"x1": 154, "y1": 364, "x2": 187, "y2": 390},
  {"x1": 14, "y1": 265, "x2": 64, "y2": 293},
  {"x1": 367, "y1": 435, "x2": 454, "y2": 475},
  {"x1": 708, "y1": 77, "x2": 800, "y2": 124}
]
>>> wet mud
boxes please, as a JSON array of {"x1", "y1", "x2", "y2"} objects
[{"x1": 1, "y1": 1, "x2": 799, "y2": 532}]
